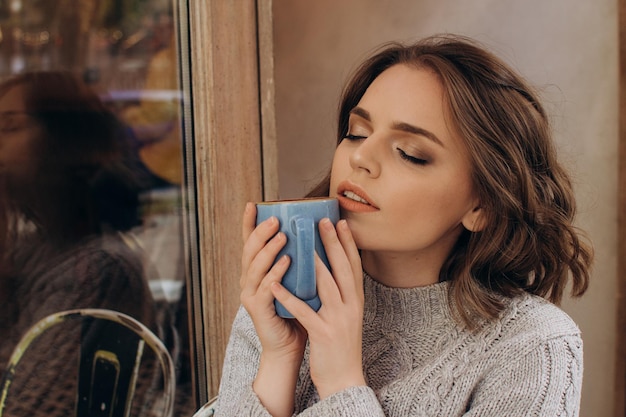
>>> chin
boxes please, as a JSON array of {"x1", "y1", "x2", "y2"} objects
[{"x1": 348, "y1": 231, "x2": 377, "y2": 252}]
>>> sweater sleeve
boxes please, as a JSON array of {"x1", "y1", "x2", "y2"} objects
[
  {"x1": 215, "y1": 307, "x2": 386, "y2": 417},
  {"x1": 464, "y1": 333, "x2": 583, "y2": 416},
  {"x1": 296, "y1": 386, "x2": 385, "y2": 417},
  {"x1": 214, "y1": 306, "x2": 273, "y2": 416}
]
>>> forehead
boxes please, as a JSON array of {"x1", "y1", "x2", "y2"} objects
[
  {"x1": 376, "y1": 62, "x2": 440, "y2": 89},
  {"x1": 358, "y1": 64, "x2": 446, "y2": 115},
  {"x1": 357, "y1": 64, "x2": 459, "y2": 138}
]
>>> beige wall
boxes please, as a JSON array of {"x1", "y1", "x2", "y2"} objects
[{"x1": 273, "y1": 1, "x2": 618, "y2": 416}]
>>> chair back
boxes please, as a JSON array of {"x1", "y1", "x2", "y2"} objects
[
  {"x1": 0, "y1": 309, "x2": 176, "y2": 417},
  {"x1": 192, "y1": 396, "x2": 218, "y2": 417}
]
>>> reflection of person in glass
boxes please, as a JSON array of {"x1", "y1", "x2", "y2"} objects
[{"x1": 0, "y1": 71, "x2": 161, "y2": 415}]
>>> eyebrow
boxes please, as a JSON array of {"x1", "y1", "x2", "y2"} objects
[{"x1": 349, "y1": 106, "x2": 444, "y2": 147}]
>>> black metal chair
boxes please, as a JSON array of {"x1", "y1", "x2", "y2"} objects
[
  {"x1": 0, "y1": 309, "x2": 176, "y2": 417},
  {"x1": 192, "y1": 396, "x2": 218, "y2": 417}
]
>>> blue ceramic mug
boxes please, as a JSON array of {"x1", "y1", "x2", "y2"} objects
[{"x1": 256, "y1": 197, "x2": 339, "y2": 318}]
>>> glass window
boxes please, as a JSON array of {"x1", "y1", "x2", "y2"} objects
[{"x1": 0, "y1": 0, "x2": 201, "y2": 415}]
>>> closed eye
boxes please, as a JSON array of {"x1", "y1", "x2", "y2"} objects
[
  {"x1": 343, "y1": 133, "x2": 367, "y2": 141},
  {"x1": 397, "y1": 148, "x2": 428, "y2": 165},
  {"x1": 0, "y1": 119, "x2": 23, "y2": 133}
]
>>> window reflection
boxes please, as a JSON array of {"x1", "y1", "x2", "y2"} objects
[{"x1": 0, "y1": 1, "x2": 196, "y2": 415}]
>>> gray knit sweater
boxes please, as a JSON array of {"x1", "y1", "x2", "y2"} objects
[{"x1": 215, "y1": 273, "x2": 583, "y2": 416}]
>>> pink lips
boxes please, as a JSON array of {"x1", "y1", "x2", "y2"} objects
[{"x1": 336, "y1": 181, "x2": 379, "y2": 213}]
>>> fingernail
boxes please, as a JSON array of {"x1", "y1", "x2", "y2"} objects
[{"x1": 320, "y1": 218, "x2": 333, "y2": 229}]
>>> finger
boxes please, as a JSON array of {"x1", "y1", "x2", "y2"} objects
[
  {"x1": 318, "y1": 218, "x2": 357, "y2": 301},
  {"x1": 242, "y1": 254, "x2": 291, "y2": 303},
  {"x1": 336, "y1": 220, "x2": 360, "y2": 273},
  {"x1": 241, "y1": 215, "x2": 280, "y2": 273},
  {"x1": 242, "y1": 202, "x2": 257, "y2": 242},
  {"x1": 335, "y1": 220, "x2": 364, "y2": 302},
  {"x1": 314, "y1": 253, "x2": 341, "y2": 305},
  {"x1": 240, "y1": 231, "x2": 286, "y2": 290},
  {"x1": 270, "y1": 281, "x2": 320, "y2": 328},
  {"x1": 263, "y1": 255, "x2": 291, "y2": 288}
]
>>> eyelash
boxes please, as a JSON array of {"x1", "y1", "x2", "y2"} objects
[
  {"x1": 344, "y1": 132, "x2": 428, "y2": 165},
  {"x1": 0, "y1": 121, "x2": 20, "y2": 133},
  {"x1": 343, "y1": 134, "x2": 366, "y2": 141},
  {"x1": 397, "y1": 148, "x2": 428, "y2": 165}
]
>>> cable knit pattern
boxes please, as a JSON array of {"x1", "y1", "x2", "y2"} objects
[{"x1": 215, "y1": 273, "x2": 583, "y2": 416}]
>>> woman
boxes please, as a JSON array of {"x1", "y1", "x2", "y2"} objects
[
  {"x1": 0, "y1": 71, "x2": 161, "y2": 416},
  {"x1": 216, "y1": 34, "x2": 592, "y2": 416}
]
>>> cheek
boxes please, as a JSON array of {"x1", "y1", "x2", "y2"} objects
[
  {"x1": 398, "y1": 174, "x2": 474, "y2": 219},
  {"x1": 329, "y1": 146, "x2": 350, "y2": 193},
  {"x1": 1, "y1": 138, "x2": 31, "y2": 162},
  {"x1": 0, "y1": 132, "x2": 40, "y2": 174}
]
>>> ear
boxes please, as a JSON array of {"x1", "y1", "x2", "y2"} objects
[{"x1": 461, "y1": 205, "x2": 486, "y2": 232}]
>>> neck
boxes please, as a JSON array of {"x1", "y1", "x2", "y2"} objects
[{"x1": 360, "y1": 250, "x2": 442, "y2": 288}]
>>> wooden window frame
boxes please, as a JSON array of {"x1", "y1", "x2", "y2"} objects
[
  {"x1": 186, "y1": 0, "x2": 277, "y2": 401},
  {"x1": 617, "y1": 0, "x2": 626, "y2": 415}
]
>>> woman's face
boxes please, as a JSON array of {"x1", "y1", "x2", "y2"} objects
[
  {"x1": 329, "y1": 64, "x2": 483, "y2": 282},
  {"x1": 0, "y1": 85, "x2": 42, "y2": 187}
]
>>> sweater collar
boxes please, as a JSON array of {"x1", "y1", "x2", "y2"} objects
[{"x1": 363, "y1": 271, "x2": 454, "y2": 332}]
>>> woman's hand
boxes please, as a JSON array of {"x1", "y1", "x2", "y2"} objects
[
  {"x1": 239, "y1": 203, "x2": 307, "y2": 417},
  {"x1": 271, "y1": 218, "x2": 366, "y2": 399}
]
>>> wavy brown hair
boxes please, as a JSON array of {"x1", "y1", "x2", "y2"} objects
[
  {"x1": 0, "y1": 71, "x2": 144, "y2": 245},
  {"x1": 308, "y1": 34, "x2": 593, "y2": 328}
]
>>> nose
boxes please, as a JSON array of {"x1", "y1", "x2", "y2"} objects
[{"x1": 348, "y1": 135, "x2": 382, "y2": 178}]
